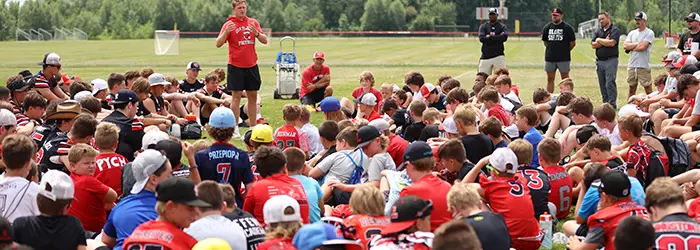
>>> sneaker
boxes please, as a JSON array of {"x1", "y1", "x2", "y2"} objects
[
  {"x1": 232, "y1": 126, "x2": 241, "y2": 140},
  {"x1": 238, "y1": 121, "x2": 250, "y2": 128},
  {"x1": 256, "y1": 118, "x2": 269, "y2": 125},
  {"x1": 305, "y1": 105, "x2": 316, "y2": 113}
]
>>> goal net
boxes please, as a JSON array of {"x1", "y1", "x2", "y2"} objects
[{"x1": 154, "y1": 30, "x2": 180, "y2": 55}]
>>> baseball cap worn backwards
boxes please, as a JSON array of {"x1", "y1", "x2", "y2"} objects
[
  {"x1": 381, "y1": 196, "x2": 433, "y2": 235},
  {"x1": 131, "y1": 149, "x2": 168, "y2": 194},
  {"x1": 156, "y1": 177, "x2": 211, "y2": 207}
]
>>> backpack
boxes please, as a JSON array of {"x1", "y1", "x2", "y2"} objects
[
  {"x1": 643, "y1": 132, "x2": 690, "y2": 177},
  {"x1": 640, "y1": 151, "x2": 669, "y2": 188},
  {"x1": 343, "y1": 149, "x2": 364, "y2": 185},
  {"x1": 180, "y1": 122, "x2": 202, "y2": 140},
  {"x1": 501, "y1": 95, "x2": 523, "y2": 114}
]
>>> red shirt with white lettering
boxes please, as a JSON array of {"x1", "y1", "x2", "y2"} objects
[
  {"x1": 68, "y1": 173, "x2": 111, "y2": 232},
  {"x1": 300, "y1": 64, "x2": 331, "y2": 98},
  {"x1": 274, "y1": 125, "x2": 310, "y2": 152},
  {"x1": 95, "y1": 152, "x2": 127, "y2": 197},
  {"x1": 242, "y1": 173, "x2": 310, "y2": 225},
  {"x1": 220, "y1": 16, "x2": 263, "y2": 68},
  {"x1": 343, "y1": 214, "x2": 390, "y2": 248},
  {"x1": 123, "y1": 220, "x2": 198, "y2": 250},
  {"x1": 543, "y1": 165, "x2": 573, "y2": 219},
  {"x1": 586, "y1": 200, "x2": 649, "y2": 250}
]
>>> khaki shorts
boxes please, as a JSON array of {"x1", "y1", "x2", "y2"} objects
[
  {"x1": 627, "y1": 67, "x2": 652, "y2": 87},
  {"x1": 478, "y1": 55, "x2": 506, "y2": 74}
]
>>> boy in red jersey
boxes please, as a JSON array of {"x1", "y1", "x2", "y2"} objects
[
  {"x1": 619, "y1": 113, "x2": 666, "y2": 187},
  {"x1": 351, "y1": 71, "x2": 383, "y2": 114},
  {"x1": 216, "y1": 0, "x2": 268, "y2": 129},
  {"x1": 243, "y1": 146, "x2": 310, "y2": 224},
  {"x1": 398, "y1": 141, "x2": 452, "y2": 232},
  {"x1": 538, "y1": 138, "x2": 574, "y2": 219},
  {"x1": 343, "y1": 184, "x2": 390, "y2": 248},
  {"x1": 463, "y1": 147, "x2": 543, "y2": 250},
  {"x1": 567, "y1": 170, "x2": 649, "y2": 250},
  {"x1": 479, "y1": 86, "x2": 511, "y2": 126},
  {"x1": 510, "y1": 139, "x2": 551, "y2": 219},
  {"x1": 356, "y1": 93, "x2": 381, "y2": 121},
  {"x1": 123, "y1": 177, "x2": 211, "y2": 250},
  {"x1": 94, "y1": 122, "x2": 127, "y2": 196},
  {"x1": 645, "y1": 177, "x2": 700, "y2": 250},
  {"x1": 274, "y1": 104, "x2": 310, "y2": 153},
  {"x1": 66, "y1": 144, "x2": 118, "y2": 234}
]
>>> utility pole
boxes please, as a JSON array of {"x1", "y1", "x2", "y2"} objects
[{"x1": 669, "y1": 0, "x2": 672, "y2": 34}]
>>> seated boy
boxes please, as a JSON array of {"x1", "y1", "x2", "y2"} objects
[
  {"x1": 479, "y1": 86, "x2": 511, "y2": 126},
  {"x1": 541, "y1": 92, "x2": 577, "y2": 138},
  {"x1": 495, "y1": 75, "x2": 522, "y2": 110},
  {"x1": 352, "y1": 71, "x2": 383, "y2": 114},
  {"x1": 402, "y1": 101, "x2": 427, "y2": 142},
  {"x1": 593, "y1": 103, "x2": 624, "y2": 149},
  {"x1": 437, "y1": 139, "x2": 480, "y2": 184},
  {"x1": 66, "y1": 144, "x2": 118, "y2": 234},
  {"x1": 515, "y1": 106, "x2": 543, "y2": 166},
  {"x1": 356, "y1": 93, "x2": 381, "y2": 121},
  {"x1": 194, "y1": 73, "x2": 231, "y2": 125},
  {"x1": 480, "y1": 116, "x2": 508, "y2": 148},
  {"x1": 441, "y1": 78, "x2": 461, "y2": 96},
  {"x1": 274, "y1": 104, "x2": 311, "y2": 153},
  {"x1": 13, "y1": 170, "x2": 87, "y2": 250},
  {"x1": 510, "y1": 139, "x2": 551, "y2": 218},
  {"x1": 463, "y1": 148, "x2": 543, "y2": 250},
  {"x1": 38, "y1": 113, "x2": 98, "y2": 174},
  {"x1": 16, "y1": 92, "x2": 47, "y2": 136},
  {"x1": 538, "y1": 138, "x2": 574, "y2": 219},
  {"x1": 454, "y1": 104, "x2": 494, "y2": 164},
  {"x1": 307, "y1": 121, "x2": 339, "y2": 168},
  {"x1": 94, "y1": 122, "x2": 127, "y2": 197},
  {"x1": 660, "y1": 75, "x2": 700, "y2": 139},
  {"x1": 618, "y1": 114, "x2": 665, "y2": 187},
  {"x1": 392, "y1": 89, "x2": 410, "y2": 109},
  {"x1": 284, "y1": 147, "x2": 324, "y2": 223},
  {"x1": 299, "y1": 106, "x2": 324, "y2": 156},
  {"x1": 420, "y1": 83, "x2": 448, "y2": 112},
  {"x1": 634, "y1": 74, "x2": 677, "y2": 111},
  {"x1": 557, "y1": 97, "x2": 597, "y2": 157},
  {"x1": 419, "y1": 108, "x2": 444, "y2": 141}
]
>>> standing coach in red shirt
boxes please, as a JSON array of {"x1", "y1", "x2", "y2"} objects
[{"x1": 216, "y1": 0, "x2": 268, "y2": 132}]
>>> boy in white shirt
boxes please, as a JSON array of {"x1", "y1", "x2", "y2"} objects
[{"x1": 0, "y1": 135, "x2": 41, "y2": 223}]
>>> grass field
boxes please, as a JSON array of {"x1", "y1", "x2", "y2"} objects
[{"x1": 2, "y1": 37, "x2": 650, "y2": 249}]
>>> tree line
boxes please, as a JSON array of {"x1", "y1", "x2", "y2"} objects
[{"x1": 0, "y1": 0, "x2": 697, "y2": 40}]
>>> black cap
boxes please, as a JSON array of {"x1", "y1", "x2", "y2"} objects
[
  {"x1": 488, "y1": 8, "x2": 498, "y2": 15},
  {"x1": 244, "y1": 129, "x2": 254, "y2": 148},
  {"x1": 187, "y1": 62, "x2": 201, "y2": 70},
  {"x1": 7, "y1": 78, "x2": 30, "y2": 92},
  {"x1": 680, "y1": 64, "x2": 699, "y2": 75},
  {"x1": 156, "y1": 177, "x2": 212, "y2": 207},
  {"x1": 576, "y1": 125, "x2": 598, "y2": 145},
  {"x1": 391, "y1": 109, "x2": 410, "y2": 127},
  {"x1": 381, "y1": 196, "x2": 433, "y2": 235},
  {"x1": 599, "y1": 170, "x2": 631, "y2": 198},
  {"x1": 552, "y1": 8, "x2": 564, "y2": 15},
  {"x1": 0, "y1": 217, "x2": 11, "y2": 243},
  {"x1": 356, "y1": 126, "x2": 381, "y2": 148},
  {"x1": 111, "y1": 90, "x2": 139, "y2": 105},
  {"x1": 155, "y1": 140, "x2": 182, "y2": 167},
  {"x1": 397, "y1": 141, "x2": 434, "y2": 170},
  {"x1": 634, "y1": 11, "x2": 648, "y2": 20},
  {"x1": 18, "y1": 70, "x2": 33, "y2": 82}
]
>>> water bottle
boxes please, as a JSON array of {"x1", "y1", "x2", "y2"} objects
[
  {"x1": 171, "y1": 123, "x2": 181, "y2": 139},
  {"x1": 539, "y1": 212, "x2": 553, "y2": 250}
]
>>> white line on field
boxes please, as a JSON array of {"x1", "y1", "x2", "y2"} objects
[{"x1": 454, "y1": 71, "x2": 473, "y2": 80}]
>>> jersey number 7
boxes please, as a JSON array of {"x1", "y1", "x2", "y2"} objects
[{"x1": 217, "y1": 163, "x2": 231, "y2": 183}]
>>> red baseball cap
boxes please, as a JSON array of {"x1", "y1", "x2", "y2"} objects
[
  {"x1": 313, "y1": 51, "x2": 325, "y2": 59},
  {"x1": 420, "y1": 83, "x2": 436, "y2": 98},
  {"x1": 671, "y1": 55, "x2": 698, "y2": 69},
  {"x1": 552, "y1": 8, "x2": 563, "y2": 16},
  {"x1": 60, "y1": 74, "x2": 73, "y2": 85}
]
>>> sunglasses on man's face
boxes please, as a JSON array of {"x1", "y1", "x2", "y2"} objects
[{"x1": 51, "y1": 65, "x2": 61, "y2": 70}]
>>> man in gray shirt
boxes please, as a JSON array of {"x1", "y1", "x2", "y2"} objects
[{"x1": 623, "y1": 11, "x2": 655, "y2": 100}]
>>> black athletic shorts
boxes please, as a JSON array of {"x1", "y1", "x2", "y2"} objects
[
  {"x1": 227, "y1": 64, "x2": 261, "y2": 91},
  {"x1": 664, "y1": 108, "x2": 680, "y2": 118},
  {"x1": 300, "y1": 87, "x2": 327, "y2": 106},
  {"x1": 327, "y1": 188, "x2": 351, "y2": 207},
  {"x1": 693, "y1": 124, "x2": 700, "y2": 132}
]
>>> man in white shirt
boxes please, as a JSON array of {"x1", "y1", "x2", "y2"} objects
[
  {"x1": 623, "y1": 11, "x2": 655, "y2": 100},
  {"x1": 0, "y1": 134, "x2": 41, "y2": 223},
  {"x1": 185, "y1": 181, "x2": 247, "y2": 250}
]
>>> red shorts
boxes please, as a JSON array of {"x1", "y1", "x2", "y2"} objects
[{"x1": 511, "y1": 239, "x2": 542, "y2": 250}]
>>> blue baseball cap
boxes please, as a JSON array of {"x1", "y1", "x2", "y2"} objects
[
  {"x1": 319, "y1": 96, "x2": 341, "y2": 112},
  {"x1": 111, "y1": 90, "x2": 139, "y2": 105},
  {"x1": 397, "y1": 141, "x2": 434, "y2": 170},
  {"x1": 292, "y1": 222, "x2": 362, "y2": 250},
  {"x1": 209, "y1": 107, "x2": 236, "y2": 129}
]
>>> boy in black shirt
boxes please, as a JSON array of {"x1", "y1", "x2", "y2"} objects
[
  {"x1": 453, "y1": 104, "x2": 494, "y2": 164},
  {"x1": 437, "y1": 139, "x2": 480, "y2": 184},
  {"x1": 447, "y1": 182, "x2": 512, "y2": 250},
  {"x1": 13, "y1": 170, "x2": 87, "y2": 250},
  {"x1": 541, "y1": 8, "x2": 577, "y2": 93},
  {"x1": 383, "y1": 99, "x2": 411, "y2": 136},
  {"x1": 402, "y1": 101, "x2": 427, "y2": 142},
  {"x1": 419, "y1": 108, "x2": 445, "y2": 141}
]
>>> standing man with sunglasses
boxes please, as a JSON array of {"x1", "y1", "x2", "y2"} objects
[{"x1": 31, "y1": 53, "x2": 68, "y2": 101}]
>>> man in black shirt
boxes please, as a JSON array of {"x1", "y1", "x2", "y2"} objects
[
  {"x1": 478, "y1": 8, "x2": 508, "y2": 74},
  {"x1": 541, "y1": 8, "x2": 577, "y2": 93},
  {"x1": 102, "y1": 90, "x2": 145, "y2": 161},
  {"x1": 592, "y1": 12, "x2": 621, "y2": 109},
  {"x1": 678, "y1": 13, "x2": 700, "y2": 58},
  {"x1": 179, "y1": 62, "x2": 204, "y2": 93}
]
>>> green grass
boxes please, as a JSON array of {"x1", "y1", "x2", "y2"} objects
[{"x1": 0, "y1": 38, "x2": 665, "y2": 245}]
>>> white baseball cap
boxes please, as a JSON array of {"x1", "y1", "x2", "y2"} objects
[
  {"x1": 488, "y1": 148, "x2": 519, "y2": 174},
  {"x1": 142, "y1": 130, "x2": 170, "y2": 150},
  {"x1": 618, "y1": 104, "x2": 650, "y2": 118},
  {"x1": 91, "y1": 78, "x2": 108, "y2": 96},
  {"x1": 39, "y1": 170, "x2": 75, "y2": 201},
  {"x1": 420, "y1": 83, "x2": 437, "y2": 98},
  {"x1": 148, "y1": 73, "x2": 169, "y2": 86},
  {"x1": 693, "y1": 71, "x2": 700, "y2": 79},
  {"x1": 72, "y1": 91, "x2": 93, "y2": 102},
  {"x1": 356, "y1": 92, "x2": 377, "y2": 106},
  {"x1": 442, "y1": 117, "x2": 458, "y2": 134},
  {"x1": 263, "y1": 195, "x2": 301, "y2": 224},
  {"x1": 131, "y1": 149, "x2": 168, "y2": 194},
  {"x1": 369, "y1": 119, "x2": 390, "y2": 132},
  {"x1": 0, "y1": 109, "x2": 17, "y2": 126},
  {"x1": 38, "y1": 52, "x2": 61, "y2": 66}
]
